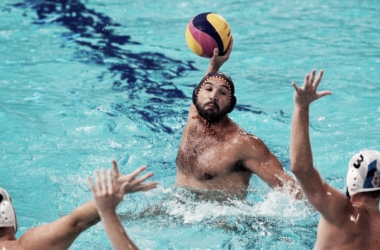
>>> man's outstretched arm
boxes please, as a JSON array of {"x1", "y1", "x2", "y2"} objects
[
  {"x1": 15, "y1": 200, "x2": 100, "y2": 250},
  {"x1": 12, "y1": 160, "x2": 155, "y2": 250},
  {"x1": 290, "y1": 69, "x2": 348, "y2": 224}
]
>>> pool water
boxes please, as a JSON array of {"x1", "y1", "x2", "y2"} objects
[{"x1": 1, "y1": 0, "x2": 380, "y2": 249}]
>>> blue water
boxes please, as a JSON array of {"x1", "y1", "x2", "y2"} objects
[{"x1": 1, "y1": 0, "x2": 380, "y2": 249}]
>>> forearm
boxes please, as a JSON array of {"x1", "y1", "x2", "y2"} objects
[
  {"x1": 290, "y1": 105, "x2": 314, "y2": 175},
  {"x1": 100, "y1": 212, "x2": 139, "y2": 250},
  {"x1": 16, "y1": 200, "x2": 100, "y2": 250},
  {"x1": 69, "y1": 200, "x2": 100, "y2": 233},
  {"x1": 279, "y1": 174, "x2": 303, "y2": 200},
  {"x1": 206, "y1": 64, "x2": 220, "y2": 75}
]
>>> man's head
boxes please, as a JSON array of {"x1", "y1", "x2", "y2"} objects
[
  {"x1": 192, "y1": 71, "x2": 237, "y2": 122},
  {"x1": 0, "y1": 187, "x2": 18, "y2": 233},
  {"x1": 346, "y1": 150, "x2": 380, "y2": 198}
]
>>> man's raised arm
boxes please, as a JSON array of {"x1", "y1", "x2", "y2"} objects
[
  {"x1": 206, "y1": 37, "x2": 233, "y2": 75},
  {"x1": 290, "y1": 69, "x2": 349, "y2": 223},
  {"x1": 188, "y1": 38, "x2": 233, "y2": 119}
]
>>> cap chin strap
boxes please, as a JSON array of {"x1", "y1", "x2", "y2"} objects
[{"x1": 192, "y1": 115, "x2": 216, "y2": 135}]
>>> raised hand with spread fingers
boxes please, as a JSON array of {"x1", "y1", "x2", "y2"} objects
[{"x1": 88, "y1": 160, "x2": 157, "y2": 250}]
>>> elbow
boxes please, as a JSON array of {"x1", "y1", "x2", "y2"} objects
[
  {"x1": 76, "y1": 217, "x2": 99, "y2": 233},
  {"x1": 66, "y1": 215, "x2": 86, "y2": 234},
  {"x1": 67, "y1": 212, "x2": 100, "y2": 235},
  {"x1": 290, "y1": 166, "x2": 299, "y2": 175},
  {"x1": 290, "y1": 161, "x2": 305, "y2": 176}
]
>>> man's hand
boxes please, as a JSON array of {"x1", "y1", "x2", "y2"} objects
[
  {"x1": 111, "y1": 159, "x2": 158, "y2": 194},
  {"x1": 88, "y1": 168, "x2": 124, "y2": 214},
  {"x1": 292, "y1": 69, "x2": 331, "y2": 108},
  {"x1": 88, "y1": 160, "x2": 158, "y2": 213},
  {"x1": 207, "y1": 37, "x2": 233, "y2": 74}
]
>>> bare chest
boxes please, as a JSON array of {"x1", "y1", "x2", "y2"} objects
[{"x1": 176, "y1": 128, "x2": 246, "y2": 179}]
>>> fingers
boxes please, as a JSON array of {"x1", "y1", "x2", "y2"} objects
[
  {"x1": 138, "y1": 182, "x2": 158, "y2": 191},
  {"x1": 223, "y1": 37, "x2": 233, "y2": 57},
  {"x1": 306, "y1": 69, "x2": 324, "y2": 89},
  {"x1": 87, "y1": 176, "x2": 96, "y2": 194},
  {"x1": 101, "y1": 168, "x2": 107, "y2": 194},
  {"x1": 130, "y1": 182, "x2": 158, "y2": 192},
  {"x1": 94, "y1": 169, "x2": 101, "y2": 192},
  {"x1": 136, "y1": 172, "x2": 154, "y2": 183},
  {"x1": 130, "y1": 172, "x2": 154, "y2": 187},
  {"x1": 112, "y1": 159, "x2": 120, "y2": 175},
  {"x1": 88, "y1": 169, "x2": 107, "y2": 195},
  {"x1": 300, "y1": 69, "x2": 325, "y2": 89},
  {"x1": 129, "y1": 165, "x2": 148, "y2": 179},
  {"x1": 314, "y1": 70, "x2": 324, "y2": 89},
  {"x1": 317, "y1": 90, "x2": 332, "y2": 99},
  {"x1": 304, "y1": 74, "x2": 310, "y2": 88},
  {"x1": 294, "y1": 69, "x2": 331, "y2": 105},
  {"x1": 213, "y1": 48, "x2": 219, "y2": 57},
  {"x1": 97, "y1": 162, "x2": 158, "y2": 194},
  {"x1": 291, "y1": 82, "x2": 300, "y2": 91},
  {"x1": 309, "y1": 69, "x2": 316, "y2": 86},
  {"x1": 107, "y1": 169, "x2": 114, "y2": 194}
]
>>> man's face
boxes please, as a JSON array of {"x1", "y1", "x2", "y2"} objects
[{"x1": 195, "y1": 77, "x2": 231, "y2": 122}]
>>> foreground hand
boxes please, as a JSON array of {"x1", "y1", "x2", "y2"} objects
[
  {"x1": 88, "y1": 160, "x2": 158, "y2": 213},
  {"x1": 207, "y1": 37, "x2": 233, "y2": 73},
  {"x1": 111, "y1": 160, "x2": 158, "y2": 194},
  {"x1": 292, "y1": 69, "x2": 332, "y2": 108},
  {"x1": 88, "y1": 168, "x2": 124, "y2": 213}
]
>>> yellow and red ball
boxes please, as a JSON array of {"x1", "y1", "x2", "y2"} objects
[{"x1": 186, "y1": 13, "x2": 231, "y2": 58}]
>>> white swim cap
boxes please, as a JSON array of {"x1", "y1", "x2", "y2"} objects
[
  {"x1": 346, "y1": 150, "x2": 380, "y2": 196},
  {"x1": 0, "y1": 187, "x2": 18, "y2": 233}
]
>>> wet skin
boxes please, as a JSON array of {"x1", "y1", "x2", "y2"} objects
[{"x1": 176, "y1": 77, "x2": 297, "y2": 200}]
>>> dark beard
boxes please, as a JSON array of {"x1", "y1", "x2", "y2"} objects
[{"x1": 195, "y1": 101, "x2": 228, "y2": 123}]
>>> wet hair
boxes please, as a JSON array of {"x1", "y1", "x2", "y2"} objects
[{"x1": 192, "y1": 71, "x2": 237, "y2": 113}]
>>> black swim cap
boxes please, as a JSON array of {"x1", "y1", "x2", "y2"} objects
[{"x1": 192, "y1": 71, "x2": 237, "y2": 113}]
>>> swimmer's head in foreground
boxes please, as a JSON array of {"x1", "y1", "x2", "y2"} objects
[
  {"x1": 0, "y1": 187, "x2": 18, "y2": 233},
  {"x1": 346, "y1": 150, "x2": 380, "y2": 199}
]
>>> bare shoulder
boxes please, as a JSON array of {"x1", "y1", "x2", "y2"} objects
[
  {"x1": 0, "y1": 238, "x2": 27, "y2": 250},
  {"x1": 233, "y1": 126, "x2": 269, "y2": 153},
  {"x1": 0, "y1": 240, "x2": 17, "y2": 250},
  {"x1": 226, "y1": 124, "x2": 271, "y2": 161},
  {"x1": 10, "y1": 223, "x2": 57, "y2": 250},
  {"x1": 316, "y1": 203, "x2": 380, "y2": 249}
]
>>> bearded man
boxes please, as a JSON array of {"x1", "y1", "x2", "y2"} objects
[{"x1": 175, "y1": 41, "x2": 300, "y2": 199}]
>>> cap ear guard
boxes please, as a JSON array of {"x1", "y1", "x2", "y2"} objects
[
  {"x1": 0, "y1": 188, "x2": 18, "y2": 233},
  {"x1": 192, "y1": 86, "x2": 200, "y2": 106},
  {"x1": 229, "y1": 95, "x2": 236, "y2": 113}
]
